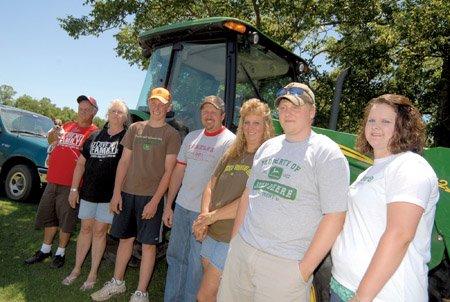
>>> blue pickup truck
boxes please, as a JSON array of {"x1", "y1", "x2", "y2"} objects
[{"x1": 0, "y1": 104, "x2": 54, "y2": 202}]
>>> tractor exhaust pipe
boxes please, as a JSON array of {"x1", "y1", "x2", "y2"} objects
[{"x1": 329, "y1": 67, "x2": 351, "y2": 130}]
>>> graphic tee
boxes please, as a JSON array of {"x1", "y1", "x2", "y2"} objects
[
  {"x1": 208, "y1": 151, "x2": 255, "y2": 243},
  {"x1": 80, "y1": 127, "x2": 126, "y2": 203},
  {"x1": 239, "y1": 132, "x2": 349, "y2": 260},
  {"x1": 175, "y1": 127, "x2": 235, "y2": 212},
  {"x1": 121, "y1": 121, "x2": 181, "y2": 196},
  {"x1": 46, "y1": 122, "x2": 97, "y2": 186}
]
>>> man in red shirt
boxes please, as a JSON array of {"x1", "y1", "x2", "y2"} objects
[{"x1": 25, "y1": 95, "x2": 98, "y2": 269}]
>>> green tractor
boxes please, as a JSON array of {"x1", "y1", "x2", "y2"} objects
[{"x1": 129, "y1": 17, "x2": 450, "y2": 301}]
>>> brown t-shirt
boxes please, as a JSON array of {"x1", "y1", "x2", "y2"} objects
[
  {"x1": 208, "y1": 151, "x2": 255, "y2": 243},
  {"x1": 121, "y1": 121, "x2": 181, "y2": 196}
]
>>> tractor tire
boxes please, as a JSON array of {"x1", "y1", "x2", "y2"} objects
[
  {"x1": 310, "y1": 254, "x2": 332, "y2": 302},
  {"x1": 4, "y1": 164, "x2": 38, "y2": 202},
  {"x1": 428, "y1": 255, "x2": 450, "y2": 302}
]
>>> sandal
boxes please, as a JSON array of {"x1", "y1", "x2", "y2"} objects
[
  {"x1": 80, "y1": 279, "x2": 96, "y2": 291},
  {"x1": 61, "y1": 273, "x2": 79, "y2": 286}
]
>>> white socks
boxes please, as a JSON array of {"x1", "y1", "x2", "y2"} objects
[
  {"x1": 40, "y1": 243, "x2": 52, "y2": 254},
  {"x1": 55, "y1": 247, "x2": 65, "y2": 257}
]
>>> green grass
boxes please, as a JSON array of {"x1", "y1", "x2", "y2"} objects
[{"x1": 0, "y1": 199, "x2": 167, "y2": 302}]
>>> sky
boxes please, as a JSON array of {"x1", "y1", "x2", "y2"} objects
[{"x1": 0, "y1": 1, "x2": 147, "y2": 118}]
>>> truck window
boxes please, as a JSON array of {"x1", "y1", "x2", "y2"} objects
[
  {"x1": 136, "y1": 46, "x2": 172, "y2": 112},
  {"x1": 234, "y1": 44, "x2": 293, "y2": 126},
  {"x1": 168, "y1": 41, "x2": 227, "y2": 133}
]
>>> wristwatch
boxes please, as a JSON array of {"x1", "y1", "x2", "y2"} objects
[{"x1": 70, "y1": 188, "x2": 78, "y2": 192}]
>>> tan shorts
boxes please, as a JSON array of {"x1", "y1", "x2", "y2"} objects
[
  {"x1": 35, "y1": 183, "x2": 78, "y2": 233},
  {"x1": 218, "y1": 234, "x2": 313, "y2": 302}
]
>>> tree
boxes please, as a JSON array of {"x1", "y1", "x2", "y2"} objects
[
  {"x1": 0, "y1": 84, "x2": 105, "y2": 127},
  {"x1": 322, "y1": 0, "x2": 450, "y2": 146},
  {"x1": 0, "y1": 85, "x2": 16, "y2": 106},
  {"x1": 59, "y1": 0, "x2": 450, "y2": 146}
]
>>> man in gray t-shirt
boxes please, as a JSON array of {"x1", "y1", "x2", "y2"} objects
[
  {"x1": 163, "y1": 96, "x2": 235, "y2": 302},
  {"x1": 218, "y1": 83, "x2": 349, "y2": 302}
]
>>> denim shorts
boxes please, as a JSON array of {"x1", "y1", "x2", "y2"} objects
[
  {"x1": 200, "y1": 235, "x2": 229, "y2": 271},
  {"x1": 78, "y1": 199, "x2": 113, "y2": 224}
]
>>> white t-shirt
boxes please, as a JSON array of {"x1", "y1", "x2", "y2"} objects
[
  {"x1": 332, "y1": 151, "x2": 439, "y2": 302},
  {"x1": 175, "y1": 127, "x2": 235, "y2": 212}
]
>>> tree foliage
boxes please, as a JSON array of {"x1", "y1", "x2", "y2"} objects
[
  {"x1": 0, "y1": 85, "x2": 105, "y2": 127},
  {"x1": 58, "y1": 0, "x2": 450, "y2": 146}
]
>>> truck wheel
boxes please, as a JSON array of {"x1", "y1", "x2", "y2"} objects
[
  {"x1": 429, "y1": 255, "x2": 450, "y2": 301},
  {"x1": 310, "y1": 254, "x2": 332, "y2": 302},
  {"x1": 4, "y1": 164, "x2": 37, "y2": 202}
]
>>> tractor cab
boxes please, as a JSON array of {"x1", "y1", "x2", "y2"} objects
[{"x1": 130, "y1": 17, "x2": 308, "y2": 136}]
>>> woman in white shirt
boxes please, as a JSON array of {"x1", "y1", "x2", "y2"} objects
[{"x1": 331, "y1": 94, "x2": 439, "y2": 302}]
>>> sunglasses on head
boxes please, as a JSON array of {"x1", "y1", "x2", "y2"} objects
[{"x1": 276, "y1": 87, "x2": 313, "y2": 102}]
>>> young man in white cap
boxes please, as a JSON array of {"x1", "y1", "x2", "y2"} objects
[
  {"x1": 218, "y1": 82, "x2": 349, "y2": 301},
  {"x1": 25, "y1": 95, "x2": 98, "y2": 269},
  {"x1": 91, "y1": 87, "x2": 181, "y2": 302},
  {"x1": 163, "y1": 95, "x2": 235, "y2": 302}
]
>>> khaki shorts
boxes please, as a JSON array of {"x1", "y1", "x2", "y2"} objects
[
  {"x1": 218, "y1": 234, "x2": 313, "y2": 302},
  {"x1": 35, "y1": 183, "x2": 78, "y2": 233}
]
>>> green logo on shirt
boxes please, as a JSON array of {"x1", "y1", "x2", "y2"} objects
[
  {"x1": 253, "y1": 179, "x2": 297, "y2": 200},
  {"x1": 268, "y1": 166, "x2": 283, "y2": 180}
]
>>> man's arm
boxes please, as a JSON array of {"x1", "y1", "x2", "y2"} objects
[
  {"x1": 230, "y1": 187, "x2": 250, "y2": 239},
  {"x1": 110, "y1": 147, "x2": 132, "y2": 214},
  {"x1": 299, "y1": 211, "x2": 346, "y2": 281},
  {"x1": 200, "y1": 177, "x2": 216, "y2": 214},
  {"x1": 162, "y1": 162, "x2": 186, "y2": 227},
  {"x1": 192, "y1": 177, "x2": 216, "y2": 240},
  {"x1": 142, "y1": 154, "x2": 177, "y2": 220}
]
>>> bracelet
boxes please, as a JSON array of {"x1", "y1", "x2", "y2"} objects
[{"x1": 70, "y1": 188, "x2": 78, "y2": 192}]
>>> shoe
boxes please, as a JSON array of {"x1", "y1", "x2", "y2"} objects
[
  {"x1": 24, "y1": 250, "x2": 52, "y2": 264},
  {"x1": 130, "y1": 290, "x2": 149, "y2": 302},
  {"x1": 91, "y1": 278, "x2": 126, "y2": 301},
  {"x1": 50, "y1": 255, "x2": 65, "y2": 269},
  {"x1": 62, "y1": 273, "x2": 79, "y2": 285},
  {"x1": 80, "y1": 279, "x2": 96, "y2": 291}
]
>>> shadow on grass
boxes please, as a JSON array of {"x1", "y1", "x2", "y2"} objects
[{"x1": 0, "y1": 199, "x2": 167, "y2": 302}]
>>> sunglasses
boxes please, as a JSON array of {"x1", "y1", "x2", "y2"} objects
[{"x1": 276, "y1": 87, "x2": 313, "y2": 103}]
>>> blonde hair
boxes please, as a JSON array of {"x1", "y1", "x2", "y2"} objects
[{"x1": 225, "y1": 98, "x2": 275, "y2": 159}]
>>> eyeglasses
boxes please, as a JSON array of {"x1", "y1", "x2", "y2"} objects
[
  {"x1": 276, "y1": 87, "x2": 313, "y2": 103},
  {"x1": 110, "y1": 110, "x2": 124, "y2": 115}
]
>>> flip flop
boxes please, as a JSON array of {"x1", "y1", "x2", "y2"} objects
[
  {"x1": 61, "y1": 273, "x2": 79, "y2": 286},
  {"x1": 80, "y1": 279, "x2": 96, "y2": 291}
]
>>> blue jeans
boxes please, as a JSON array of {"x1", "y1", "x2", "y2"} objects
[
  {"x1": 164, "y1": 205, "x2": 202, "y2": 302},
  {"x1": 330, "y1": 288, "x2": 346, "y2": 302}
]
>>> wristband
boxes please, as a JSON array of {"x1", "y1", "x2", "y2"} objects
[{"x1": 70, "y1": 188, "x2": 78, "y2": 192}]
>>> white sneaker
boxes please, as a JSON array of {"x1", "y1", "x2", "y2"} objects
[
  {"x1": 129, "y1": 290, "x2": 149, "y2": 302},
  {"x1": 90, "y1": 278, "x2": 126, "y2": 301}
]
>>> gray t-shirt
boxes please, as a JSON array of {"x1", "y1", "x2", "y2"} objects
[
  {"x1": 175, "y1": 127, "x2": 235, "y2": 212},
  {"x1": 240, "y1": 131, "x2": 349, "y2": 260}
]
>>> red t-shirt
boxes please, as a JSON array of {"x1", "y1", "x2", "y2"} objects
[{"x1": 46, "y1": 122, "x2": 97, "y2": 186}]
